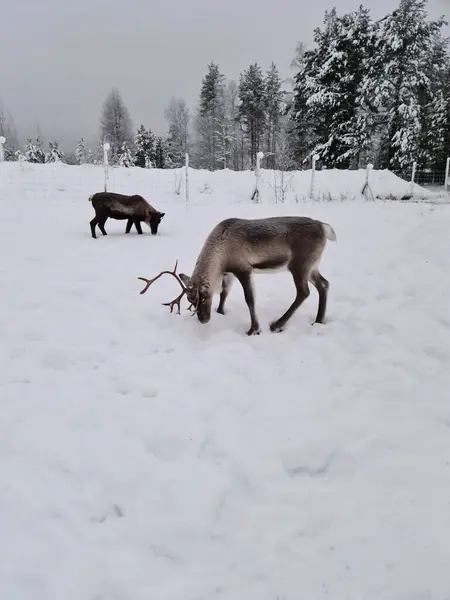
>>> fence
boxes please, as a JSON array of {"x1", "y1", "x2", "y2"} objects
[
  {"x1": 392, "y1": 158, "x2": 450, "y2": 195},
  {"x1": 1, "y1": 140, "x2": 449, "y2": 206}
]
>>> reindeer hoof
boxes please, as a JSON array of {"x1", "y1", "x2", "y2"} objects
[
  {"x1": 246, "y1": 326, "x2": 261, "y2": 336},
  {"x1": 217, "y1": 307, "x2": 225, "y2": 315},
  {"x1": 269, "y1": 321, "x2": 284, "y2": 333}
]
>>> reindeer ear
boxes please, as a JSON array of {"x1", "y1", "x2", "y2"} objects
[
  {"x1": 179, "y1": 273, "x2": 192, "y2": 288},
  {"x1": 159, "y1": 212, "x2": 165, "y2": 218}
]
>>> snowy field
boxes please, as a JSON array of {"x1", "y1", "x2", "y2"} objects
[
  {"x1": 1, "y1": 160, "x2": 448, "y2": 206},
  {"x1": 1, "y1": 165, "x2": 450, "y2": 599}
]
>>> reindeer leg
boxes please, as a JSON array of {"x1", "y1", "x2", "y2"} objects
[
  {"x1": 217, "y1": 273, "x2": 234, "y2": 315},
  {"x1": 236, "y1": 272, "x2": 261, "y2": 335},
  {"x1": 98, "y1": 217, "x2": 108, "y2": 236},
  {"x1": 125, "y1": 218, "x2": 133, "y2": 234},
  {"x1": 270, "y1": 266, "x2": 310, "y2": 333},
  {"x1": 309, "y1": 269, "x2": 329, "y2": 324},
  {"x1": 90, "y1": 217, "x2": 98, "y2": 239},
  {"x1": 134, "y1": 219, "x2": 143, "y2": 234}
]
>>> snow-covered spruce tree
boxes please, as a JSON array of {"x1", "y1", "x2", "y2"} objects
[
  {"x1": 264, "y1": 62, "x2": 284, "y2": 169},
  {"x1": 363, "y1": 0, "x2": 447, "y2": 171},
  {"x1": 24, "y1": 137, "x2": 46, "y2": 163},
  {"x1": 134, "y1": 125, "x2": 156, "y2": 168},
  {"x1": 238, "y1": 63, "x2": 266, "y2": 168},
  {"x1": 99, "y1": 87, "x2": 133, "y2": 165},
  {"x1": 164, "y1": 97, "x2": 190, "y2": 167},
  {"x1": 153, "y1": 137, "x2": 168, "y2": 168},
  {"x1": 45, "y1": 141, "x2": 65, "y2": 163},
  {"x1": 193, "y1": 63, "x2": 227, "y2": 170},
  {"x1": 297, "y1": 6, "x2": 377, "y2": 168},
  {"x1": 118, "y1": 141, "x2": 134, "y2": 167},
  {"x1": 419, "y1": 32, "x2": 450, "y2": 169},
  {"x1": 75, "y1": 137, "x2": 93, "y2": 165},
  {"x1": 290, "y1": 42, "x2": 317, "y2": 165},
  {"x1": 290, "y1": 9, "x2": 343, "y2": 168}
]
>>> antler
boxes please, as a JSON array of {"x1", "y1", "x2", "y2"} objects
[{"x1": 137, "y1": 260, "x2": 194, "y2": 315}]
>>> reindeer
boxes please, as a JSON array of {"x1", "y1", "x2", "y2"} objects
[
  {"x1": 137, "y1": 216, "x2": 336, "y2": 335},
  {"x1": 89, "y1": 192, "x2": 165, "y2": 239}
]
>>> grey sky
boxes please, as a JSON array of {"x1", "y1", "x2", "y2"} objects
[{"x1": 1, "y1": 0, "x2": 448, "y2": 151}]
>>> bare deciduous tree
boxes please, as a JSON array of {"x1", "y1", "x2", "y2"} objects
[
  {"x1": 0, "y1": 98, "x2": 19, "y2": 160},
  {"x1": 164, "y1": 97, "x2": 190, "y2": 167},
  {"x1": 99, "y1": 88, "x2": 133, "y2": 164}
]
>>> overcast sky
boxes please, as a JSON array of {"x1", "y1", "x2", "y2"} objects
[{"x1": 0, "y1": 0, "x2": 448, "y2": 150}]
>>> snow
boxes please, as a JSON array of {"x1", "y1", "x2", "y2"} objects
[
  {"x1": 0, "y1": 160, "x2": 445, "y2": 205},
  {"x1": 1, "y1": 164, "x2": 450, "y2": 599}
]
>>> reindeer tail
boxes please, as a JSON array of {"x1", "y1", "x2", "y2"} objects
[{"x1": 322, "y1": 222, "x2": 337, "y2": 242}]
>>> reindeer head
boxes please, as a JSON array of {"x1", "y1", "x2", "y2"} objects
[
  {"x1": 178, "y1": 274, "x2": 212, "y2": 324},
  {"x1": 137, "y1": 261, "x2": 214, "y2": 323},
  {"x1": 147, "y1": 211, "x2": 165, "y2": 235}
]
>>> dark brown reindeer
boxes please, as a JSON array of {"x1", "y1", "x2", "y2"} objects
[
  {"x1": 89, "y1": 192, "x2": 165, "y2": 239},
  {"x1": 138, "y1": 216, "x2": 336, "y2": 335}
]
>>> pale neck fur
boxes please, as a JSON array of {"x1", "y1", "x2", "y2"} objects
[{"x1": 192, "y1": 240, "x2": 225, "y2": 292}]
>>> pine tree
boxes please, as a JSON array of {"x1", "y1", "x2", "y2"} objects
[
  {"x1": 419, "y1": 32, "x2": 450, "y2": 168},
  {"x1": 165, "y1": 97, "x2": 189, "y2": 167},
  {"x1": 423, "y1": 87, "x2": 450, "y2": 169},
  {"x1": 118, "y1": 141, "x2": 134, "y2": 167},
  {"x1": 294, "y1": 6, "x2": 376, "y2": 168},
  {"x1": 238, "y1": 63, "x2": 266, "y2": 168},
  {"x1": 294, "y1": 9, "x2": 340, "y2": 166},
  {"x1": 45, "y1": 141, "x2": 65, "y2": 163},
  {"x1": 134, "y1": 125, "x2": 156, "y2": 168},
  {"x1": 291, "y1": 46, "x2": 317, "y2": 165},
  {"x1": 264, "y1": 62, "x2": 284, "y2": 169},
  {"x1": 154, "y1": 137, "x2": 168, "y2": 168},
  {"x1": 99, "y1": 87, "x2": 133, "y2": 164},
  {"x1": 194, "y1": 63, "x2": 227, "y2": 170},
  {"x1": 75, "y1": 137, "x2": 93, "y2": 165},
  {"x1": 24, "y1": 137, "x2": 45, "y2": 163},
  {"x1": 363, "y1": 0, "x2": 447, "y2": 171}
]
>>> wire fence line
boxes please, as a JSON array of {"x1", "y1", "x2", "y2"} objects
[{"x1": 0, "y1": 143, "x2": 449, "y2": 206}]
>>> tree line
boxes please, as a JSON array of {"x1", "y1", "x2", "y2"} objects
[{"x1": 1, "y1": 0, "x2": 449, "y2": 172}]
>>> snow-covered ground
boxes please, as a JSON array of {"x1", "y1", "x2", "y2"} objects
[
  {"x1": 1, "y1": 160, "x2": 447, "y2": 206},
  {"x1": 1, "y1": 165, "x2": 450, "y2": 599}
]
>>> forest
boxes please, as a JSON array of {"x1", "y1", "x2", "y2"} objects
[{"x1": 1, "y1": 0, "x2": 449, "y2": 174}]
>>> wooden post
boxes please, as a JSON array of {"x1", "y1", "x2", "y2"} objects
[{"x1": 103, "y1": 142, "x2": 110, "y2": 192}]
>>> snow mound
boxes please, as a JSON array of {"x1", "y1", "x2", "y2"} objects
[{"x1": 0, "y1": 161, "x2": 441, "y2": 206}]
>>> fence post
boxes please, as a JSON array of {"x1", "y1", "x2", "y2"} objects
[
  {"x1": 445, "y1": 157, "x2": 450, "y2": 193},
  {"x1": 362, "y1": 163, "x2": 374, "y2": 200},
  {"x1": 309, "y1": 154, "x2": 319, "y2": 199},
  {"x1": 103, "y1": 142, "x2": 110, "y2": 192},
  {"x1": 410, "y1": 161, "x2": 417, "y2": 197},
  {"x1": 0, "y1": 136, "x2": 5, "y2": 162},
  {"x1": 185, "y1": 152, "x2": 189, "y2": 206},
  {"x1": 251, "y1": 151, "x2": 264, "y2": 203}
]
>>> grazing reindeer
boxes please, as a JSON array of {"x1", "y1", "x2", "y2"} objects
[
  {"x1": 89, "y1": 192, "x2": 165, "y2": 239},
  {"x1": 138, "y1": 216, "x2": 336, "y2": 335}
]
